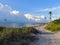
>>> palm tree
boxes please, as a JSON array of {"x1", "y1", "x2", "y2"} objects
[
  {"x1": 49, "y1": 11, "x2": 52, "y2": 21},
  {"x1": 45, "y1": 16, "x2": 47, "y2": 20},
  {"x1": 3, "y1": 18, "x2": 7, "y2": 26},
  {"x1": 44, "y1": 16, "x2": 47, "y2": 24}
]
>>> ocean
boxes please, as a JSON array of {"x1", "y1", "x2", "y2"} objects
[{"x1": 0, "y1": 22, "x2": 26, "y2": 28}]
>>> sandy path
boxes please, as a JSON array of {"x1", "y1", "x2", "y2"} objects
[{"x1": 30, "y1": 25, "x2": 60, "y2": 45}]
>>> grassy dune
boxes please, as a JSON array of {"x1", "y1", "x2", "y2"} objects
[
  {"x1": 45, "y1": 18, "x2": 60, "y2": 32},
  {"x1": 0, "y1": 26, "x2": 39, "y2": 45}
]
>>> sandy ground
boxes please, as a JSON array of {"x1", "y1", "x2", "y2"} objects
[{"x1": 30, "y1": 25, "x2": 60, "y2": 45}]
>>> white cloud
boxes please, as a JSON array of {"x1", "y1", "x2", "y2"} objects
[
  {"x1": 51, "y1": 18, "x2": 57, "y2": 21},
  {"x1": 0, "y1": 3, "x2": 12, "y2": 12},
  {"x1": 0, "y1": 3, "x2": 4, "y2": 10},
  {"x1": 36, "y1": 6, "x2": 60, "y2": 12},
  {"x1": 10, "y1": 10, "x2": 20, "y2": 15},
  {"x1": 41, "y1": 16, "x2": 45, "y2": 19},
  {"x1": 0, "y1": 3, "x2": 20, "y2": 16},
  {"x1": 24, "y1": 14, "x2": 33, "y2": 20},
  {"x1": 24, "y1": 13, "x2": 45, "y2": 22}
]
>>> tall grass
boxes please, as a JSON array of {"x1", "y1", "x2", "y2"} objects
[
  {"x1": 0, "y1": 26, "x2": 38, "y2": 45},
  {"x1": 45, "y1": 18, "x2": 60, "y2": 32}
]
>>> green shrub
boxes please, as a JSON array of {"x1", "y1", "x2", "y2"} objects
[{"x1": 45, "y1": 18, "x2": 60, "y2": 32}]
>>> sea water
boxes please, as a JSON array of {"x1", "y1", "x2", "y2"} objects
[{"x1": 0, "y1": 22, "x2": 26, "y2": 28}]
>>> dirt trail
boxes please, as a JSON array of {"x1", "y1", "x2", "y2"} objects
[{"x1": 30, "y1": 25, "x2": 60, "y2": 45}]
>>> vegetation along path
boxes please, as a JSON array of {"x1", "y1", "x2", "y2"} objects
[{"x1": 30, "y1": 25, "x2": 60, "y2": 45}]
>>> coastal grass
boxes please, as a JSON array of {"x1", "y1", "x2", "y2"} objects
[
  {"x1": 0, "y1": 26, "x2": 38, "y2": 45},
  {"x1": 45, "y1": 18, "x2": 60, "y2": 32}
]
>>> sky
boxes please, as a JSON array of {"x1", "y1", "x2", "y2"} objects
[{"x1": 0, "y1": 0, "x2": 60, "y2": 23}]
